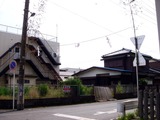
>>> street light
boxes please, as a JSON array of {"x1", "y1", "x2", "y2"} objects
[{"x1": 30, "y1": 12, "x2": 36, "y2": 17}]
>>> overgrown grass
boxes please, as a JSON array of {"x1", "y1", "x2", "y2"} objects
[
  {"x1": 80, "y1": 85, "x2": 93, "y2": 95},
  {"x1": 0, "y1": 77, "x2": 93, "y2": 99},
  {"x1": 117, "y1": 110, "x2": 142, "y2": 120},
  {"x1": 118, "y1": 113, "x2": 135, "y2": 120},
  {"x1": 46, "y1": 87, "x2": 65, "y2": 98},
  {"x1": 0, "y1": 85, "x2": 66, "y2": 99},
  {"x1": 25, "y1": 86, "x2": 39, "y2": 99},
  {"x1": 116, "y1": 81, "x2": 124, "y2": 94},
  {"x1": 38, "y1": 84, "x2": 49, "y2": 97},
  {"x1": 61, "y1": 77, "x2": 93, "y2": 96},
  {"x1": 0, "y1": 87, "x2": 12, "y2": 96}
]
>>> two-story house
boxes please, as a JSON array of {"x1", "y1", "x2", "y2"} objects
[
  {"x1": 0, "y1": 25, "x2": 62, "y2": 87},
  {"x1": 74, "y1": 48, "x2": 160, "y2": 86}
]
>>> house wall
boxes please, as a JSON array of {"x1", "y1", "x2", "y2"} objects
[
  {"x1": 0, "y1": 31, "x2": 61, "y2": 86},
  {"x1": 103, "y1": 54, "x2": 132, "y2": 69},
  {"x1": 41, "y1": 40, "x2": 60, "y2": 73},
  {"x1": 27, "y1": 37, "x2": 60, "y2": 73},
  {"x1": 0, "y1": 75, "x2": 6, "y2": 86},
  {"x1": 103, "y1": 53, "x2": 150, "y2": 71},
  {"x1": 104, "y1": 58, "x2": 124, "y2": 69},
  {"x1": 0, "y1": 31, "x2": 21, "y2": 56},
  {"x1": 41, "y1": 39, "x2": 60, "y2": 62},
  {"x1": 149, "y1": 59, "x2": 160, "y2": 69},
  {"x1": 78, "y1": 69, "x2": 121, "y2": 78},
  {"x1": 6, "y1": 75, "x2": 36, "y2": 87},
  {"x1": 125, "y1": 54, "x2": 135, "y2": 70}
]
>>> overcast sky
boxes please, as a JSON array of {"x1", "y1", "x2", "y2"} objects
[{"x1": 0, "y1": 0, "x2": 159, "y2": 69}]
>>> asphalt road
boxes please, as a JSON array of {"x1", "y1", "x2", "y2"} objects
[{"x1": 0, "y1": 98, "x2": 136, "y2": 120}]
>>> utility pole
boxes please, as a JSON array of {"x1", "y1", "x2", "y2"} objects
[
  {"x1": 17, "y1": 0, "x2": 30, "y2": 110},
  {"x1": 155, "y1": 0, "x2": 160, "y2": 50},
  {"x1": 129, "y1": 1, "x2": 139, "y2": 97}
]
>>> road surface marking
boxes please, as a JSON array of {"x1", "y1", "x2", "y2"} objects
[
  {"x1": 53, "y1": 113, "x2": 96, "y2": 120},
  {"x1": 94, "y1": 109, "x2": 117, "y2": 115}
]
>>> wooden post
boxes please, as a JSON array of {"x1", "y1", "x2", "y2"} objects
[
  {"x1": 144, "y1": 89, "x2": 148, "y2": 120},
  {"x1": 150, "y1": 91, "x2": 154, "y2": 120},
  {"x1": 156, "y1": 93, "x2": 160, "y2": 120},
  {"x1": 138, "y1": 90, "x2": 143, "y2": 119}
]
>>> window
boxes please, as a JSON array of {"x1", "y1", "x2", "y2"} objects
[
  {"x1": 17, "y1": 79, "x2": 30, "y2": 84},
  {"x1": 9, "y1": 48, "x2": 12, "y2": 52},
  {"x1": 15, "y1": 47, "x2": 19, "y2": 53},
  {"x1": 25, "y1": 80, "x2": 30, "y2": 83}
]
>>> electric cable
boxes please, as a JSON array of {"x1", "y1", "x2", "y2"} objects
[{"x1": 60, "y1": 27, "x2": 131, "y2": 46}]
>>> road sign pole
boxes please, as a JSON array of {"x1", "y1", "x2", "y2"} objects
[
  {"x1": 13, "y1": 71, "x2": 15, "y2": 110},
  {"x1": 9, "y1": 60, "x2": 17, "y2": 110},
  {"x1": 135, "y1": 37, "x2": 139, "y2": 98}
]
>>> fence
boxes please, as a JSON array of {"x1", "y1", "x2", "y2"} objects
[
  {"x1": 113, "y1": 84, "x2": 137, "y2": 99},
  {"x1": 94, "y1": 85, "x2": 137, "y2": 101},
  {"x1": 0, "y1": 85, "x2": 95, "y2": 109},
  {"x1": 138, "y1": 85, "x2": 160, "y2": 120},
  {"x1": 94, "y1": 86, "x2": 113, "y2": 101},
  {"x1": 0, "y1": 85, "x2": 94, "y2": 99}
]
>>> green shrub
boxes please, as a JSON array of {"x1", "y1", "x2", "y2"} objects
[
  {"x1": 118, "y1": 112, "x2": 136, "y2": 120},
  {"x1": 118, "y1": 115, "x2": 126, "y2": 120},
  {"x1": 38, "y1": 84, "x2": 49, "y2": 97},
  {"x1": 80, "y1": 86, "x2": 93, "y2": 95},
  {"x1": 47, "y1": 87, "x2": 65, "y2": 98},
  {"x1": 26, "y1": 86, "x2": 39, "y2": 99},
  {"x1": 126, "y1": 112, "x2": 135, "y2": 120},
  {"x1": 61, "y1": 77, "x2": 82, "y2": 86},
  {"x1": 116, "y1": 81, "x2": 124, "y2": 94},
  {"x1": 24, "y1": 86, "x2": 30, "y2": 96},
  {"x1": 62, "y1": 77, "x2": 93, "y2": 95},
  {"x1": 0, "y1": 87, "x2": 12, "y2": 96},
  {"x1": 139, "y1": 78, "x2": 147, "y2": 85}
]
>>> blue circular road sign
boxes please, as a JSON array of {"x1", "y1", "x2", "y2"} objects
[{"x1": 9, "y1": 60, "x2": 17, "y2": 70}]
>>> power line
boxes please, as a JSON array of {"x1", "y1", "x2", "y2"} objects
[
  {"x1": 142, "y1": 0, "x2": 155, "y2": 11},
  {"x1": 60, "y1": 27, "x2": 131, "y2": 46},
  {"x1": 116, "y1": 0, "x2": 157, "y2": 25},
  {"x1": 48, "y1": 0, "x2": 131, "y2": 44},
  {"x1": 148, "y1": 0, "x2": 155, "y2": 5},
  {"x1": 48, "y1": 0, "x2": 113, "y2": 33},
  {"x1": 140, "y1": 12, "x2": 156, "y2": 23},
  {"x1": 142, "y1": 6, "x2": 156, "y2": 16}
]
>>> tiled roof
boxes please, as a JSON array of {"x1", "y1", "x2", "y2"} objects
[
  {"x1": 73, "y1": 66, "x2": 132, "y2": 76},
  {"x1": 102, "y1": 48, "x2": 151, "y2": 58},
  {"x1": 102, "y1": 48, "x2": 132, "y2": 57},
  {"x1": 96, "y1": 66, "x2": 132, "y2": 72}
]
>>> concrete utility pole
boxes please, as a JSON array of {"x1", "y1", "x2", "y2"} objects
[
  {"x1": 129, "y1": 1, "x2": 139, "y2": 97},
  {"x1": 155, "y1": 0, "x2": 160, "y2": 50},
  {"x1": 17, "y1": 0, "x2": 30, "y2": 110}
]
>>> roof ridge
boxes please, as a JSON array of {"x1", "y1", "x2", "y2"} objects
[{"x1": 102, "y1": 48, "x2": 132, "y2": 57}]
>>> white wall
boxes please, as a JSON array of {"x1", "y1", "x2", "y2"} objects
[
  {"x1": 0, "y1": 31, "x2": 21, "y2": 56},
  {"x1": 77, "y1": 68, "x2": 121, "y2": 78}
]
